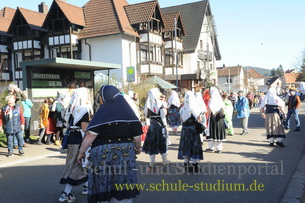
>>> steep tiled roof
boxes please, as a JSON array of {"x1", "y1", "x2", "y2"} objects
[
  {"x1": 217, "y1": 66, "x2": 243, "y2": 77},
  {"x1": 79, "y1": 0, "x2": 138, "y2": 39},
  {"x1": 284, "y1": 73, "x2": 300, "y2": 84},
  {"x1": 162, "y1": 12, "x2": 185, "y2": 35},
  {"x1": 248, "y1": 68, "x2": 264, "y2": 78},
  {"x1": 18, "y1": 7, "x2": 46, "y2": 27},
  {"x1": 0, "y1": 17, "x2": 11, "y2": 32},
  {"x1": 124, "y1": 1, "x2": 162, "y2": 25},
  {"x1": 55, "y1": 0, "x2": 85, "y2": 26},
  {"x1": 0, "y1": 7, "x2": 16, "y2": 20}
]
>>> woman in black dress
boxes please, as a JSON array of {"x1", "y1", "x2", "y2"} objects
[
  {"x1": 142, "y1": 88, "x2": 170, "y2": 168},
  {"x1": 178, "y1": 91, "x2": 204, "y2": 172},
  {"x1": 206, "y1": 87, "x2": 226, "y2": 153},
  {"x1": 78, "y1": 85, "x2": 142, "y2": 203}
]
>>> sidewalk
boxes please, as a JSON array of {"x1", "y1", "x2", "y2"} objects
[{"x1": 0, "y1": 142, "x2": 65, "y2": 168}]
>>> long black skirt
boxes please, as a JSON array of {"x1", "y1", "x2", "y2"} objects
[
  {"x1": 206, "y1": 113, "x2": 226, "y2": 142},
  {"x1": 142, "y1": 121, "x2": 167, "y2": 155},
  {"x1": 178, "y1": 125, "x2": 203, "y2": 160}
]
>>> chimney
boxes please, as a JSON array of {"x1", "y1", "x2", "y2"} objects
[{"x1": 38, "y1": 2, "x2": 48, "y2": 14}]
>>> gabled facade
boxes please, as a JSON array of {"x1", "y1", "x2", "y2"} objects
[
  {"x1": 125, "y1": 1, "x2": 165, "y2": 78},
  {"x1": 247, "y1": 68, "x2": 264, "y2": 92},
  {"x1": 217, "y1": 66, "x2": 245, "y2": 93},
  {"x1": 283, "y1": 73, "x2": 300, "y2": 88},
  {"x1": 43, "y1": 0, "x2": 85, "y2": 59},
  {"x1": 0, "y1": 7, "x2": 15, "y2": 81},
  {"x1": 162, "y1": 0, "x2": 221, "y2": 90},
  {"x1": 7, "y1": 7, "x2": 47, "y2": 88},
  {"x1": 79, "y1": 0, "x2": 139, "y2": 84},
  {"x1": 162, "y1": 12, "x2": 185, "y2": 75}
]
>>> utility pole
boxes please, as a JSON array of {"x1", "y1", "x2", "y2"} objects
[
  {"x1": 228, "y1": 68, "x2": 231, "y2": 93},
  {"x1": 174, "y1": 17, "x2": 178, "y2": 92}
]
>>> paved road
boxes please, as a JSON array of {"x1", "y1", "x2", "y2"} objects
[{"x1": 0, "y1": 103, "x2": 304, "y2": 203}]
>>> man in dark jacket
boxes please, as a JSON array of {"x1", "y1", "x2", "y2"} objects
[{"x1": 285, "y1": 88, "x2": 301, "y2": 131}]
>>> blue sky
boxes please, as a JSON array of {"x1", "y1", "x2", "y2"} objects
[{"x1": 1, "y1": 0, "x2": 305, "y2": 70}]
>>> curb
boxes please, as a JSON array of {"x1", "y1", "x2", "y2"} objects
[
  {"x1": 0, "y1": 150, "x2": 64, "y2": 168},
  {"x1": 281, "y1": 152, "x2": 305, "y2": 203}
]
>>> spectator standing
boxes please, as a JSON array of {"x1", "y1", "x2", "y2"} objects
[
  {"x1": 285, "y1": 88, "x2": 301, "y2": 131},
  {"x1": 222, "y1": 93, "x2": 234, "y2": 136},
  {"x1": 37, "y1": 99, "x2": 49, "y2": 145},
  {"x1": 7, "y1": 84, "x2": 27, "y2": 148},
  {"x1": 236, "y1": 90, "x2": 250, "y2": 135},
  {"x1": 21, "y1": 91, "x2": 33, "y2": 143},
  {"x1": 246, "y1": 91, "x2": 254, "y2": 110},
  {"x1": 2, "y1": 95, "x2": 25, "y2": 157}
]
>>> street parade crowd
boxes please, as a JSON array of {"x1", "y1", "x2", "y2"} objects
[{"x1": 0, "y1": 82, "x2": 303, "y2": 203}]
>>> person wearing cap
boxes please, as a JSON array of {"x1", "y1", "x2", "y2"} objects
[
  {"x1": 236, "y1": 90, "x2": 250, "y2": 135},
  {"x1": 285, "y1": 88, "x2": 301, "y2": 131}
]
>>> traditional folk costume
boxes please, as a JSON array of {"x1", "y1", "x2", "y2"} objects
[
  {"x1": 260, "y1": 88, "x2": 286, "y2": 147},
  {"x1": 195, "y1": 92, "x2": 207, "y2": 142},
  {"x1": 203, "y1": 89, "x2": 211, "y2": 127},
  {"x1": 86, "y1": 85, "x2": 142, "y2": 203},
  {"x1": 206, "y1": 87, "x2": 226, "y2": 153},
  {"x1": 178, "y1": 91, "x2": 204, "y2": 172},
  {"x1": 59, "y1": 88, "x2": 90, "y2": 202},
  {"x1": 142, "y1": 88, "x2": 170, "y2": 167},
  {"x1": 223, "y1": 98, "x2": 234, "y2": 135},
  {"x1": 167, "y1": 90, "x2": 181, "y2": 134}
]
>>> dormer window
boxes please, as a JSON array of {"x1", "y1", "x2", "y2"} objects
[
  {"x1": 164, "y1": 32, "x2": 171, "y2": 39},
  {"x1": 140, "y1": 23, "x2": 148, "y2": 31}
]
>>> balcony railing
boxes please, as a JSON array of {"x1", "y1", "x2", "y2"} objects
[{"x1": 197, "y1": 49, "x2": 213, "y2": 61}]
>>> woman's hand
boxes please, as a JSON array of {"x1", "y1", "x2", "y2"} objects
[
  {"x1": 261, "y1": 113, "x2": 266, "y2": 119},
  {"x1": 77, "y1": 152, "x2": 85, "y2": 165}
]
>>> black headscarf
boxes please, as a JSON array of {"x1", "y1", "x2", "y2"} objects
[{"x1": 87, "y1": 85, "x2": 140, "y2": 131}]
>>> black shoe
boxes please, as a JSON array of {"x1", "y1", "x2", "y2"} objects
[
  {"x1": 215, "y1": 150, "x2": 222, "y2": 154},
  {"x1": 192, "y1": 163, "x2": 201, "y2": 173},
  {"x1": 6, "y1": 152, "x2": 13, "y2": 157},
  {"x1": 19, "y1": 150, "x2": 25, "y2": 156},
  {"x1": 241, "y1": 131, "x2": 248, "y2": 135},
  {"x1": 284, "y1": 127, "x2": 289, "y2": 130},
  {"x1": 269, "y1": 143, "x2": 275, "y2": 147},
  {"x1": 294, "y1": 128, "x2": 300, "y2": 131},
  {"x1": 205, "y1": 148, "x2": 215, "y2": 153},
  {"x1": 276, "y1": 141, "x2": 285, "y2": 147}
]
